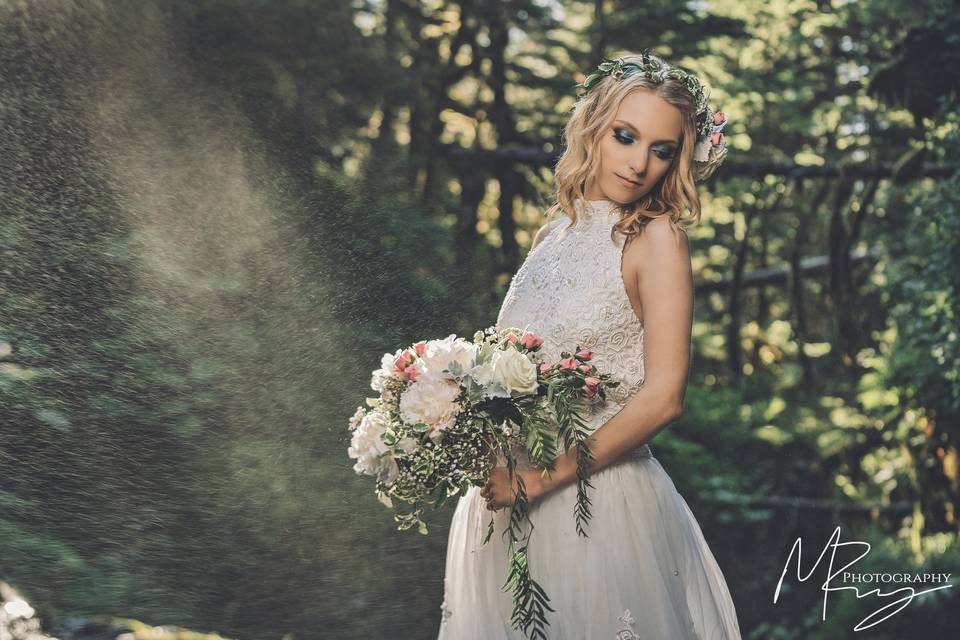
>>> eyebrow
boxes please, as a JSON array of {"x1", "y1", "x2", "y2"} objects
[{"x1": 613, "y1": 119, "x2": 678, "y2": 145}]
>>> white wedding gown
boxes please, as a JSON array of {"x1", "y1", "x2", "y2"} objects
[{"x1": 436, "y1": 198, "x2": 743, "y2": 639}]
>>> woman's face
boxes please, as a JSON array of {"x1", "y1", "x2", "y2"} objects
[{"x1": 583, "y1": 89, "x2": 683, "y2": 204}]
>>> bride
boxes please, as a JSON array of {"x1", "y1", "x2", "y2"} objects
[{"x1": 436, "y1": 50, "x2": 742, "y2": 639}]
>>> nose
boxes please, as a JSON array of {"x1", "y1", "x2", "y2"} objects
[{"x1": 628, "y1": 149, "x2": 649, "y2": 177}]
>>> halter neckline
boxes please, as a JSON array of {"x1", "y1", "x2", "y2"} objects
[{"x1": 575, "y1": 197, "x2": 621, "y2": 220}]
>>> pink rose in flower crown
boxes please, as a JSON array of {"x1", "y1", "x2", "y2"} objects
[
  {"x1": 578, "y1": 364, "x2": 592, "y2": 374},
  {"x1": 713, "y1": 111, "x2": 726, "y2": 125},
  {"x1": 539, "y1": 362, "x2": 552, "y2": 374},
  {"x1": 584, "y1": 376, "x2": 602, "y2": 399},
  {"x1": 711, "y1": 131, "x2": 724, "y2": 146},
  {"x1": 576, "y1": 349, "x2": 593, "y2": 361},
  {"x1": 520, "y1": 331, "x2": 543, "y2": 350},
  {"x1": 559, "y1": 356, "x2": 577, "y2": 372}
]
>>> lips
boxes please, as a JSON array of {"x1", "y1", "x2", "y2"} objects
[{"x1": 616, "y1": 173, "x2": 641, "y2": 189}]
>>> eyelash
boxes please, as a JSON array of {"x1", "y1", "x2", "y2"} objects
[{"x1": 612, "y1": 129, "x2": 675, "y2": 160}]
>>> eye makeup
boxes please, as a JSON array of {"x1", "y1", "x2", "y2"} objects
[{"x1": 612, "y1": 128, "x2": 676, "y2": 160}]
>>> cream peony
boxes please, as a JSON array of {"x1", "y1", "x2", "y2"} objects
[
  {"x1": 417, "y1": 334, "x2": 478, "y2": 378},
  {"x1": 399, "y1": 372, "x2": 462, "y2": 438}
]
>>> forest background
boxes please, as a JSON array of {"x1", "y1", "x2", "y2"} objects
[{"x1": 1, "y1": 0, "x2": 959, "y2": 638}]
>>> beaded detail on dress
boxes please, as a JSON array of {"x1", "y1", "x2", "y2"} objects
[
  {"x1": 496, "y1": 198, "x2": 651, "y2": 461},
  {"x1": 615, "y1": 609, "x2": 640, "y2": 639}
]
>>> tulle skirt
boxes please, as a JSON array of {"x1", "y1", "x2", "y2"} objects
[{"x1": 436, "y1": 446, "x2": 742, "y2": 639}]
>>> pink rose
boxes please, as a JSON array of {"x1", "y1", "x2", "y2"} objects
[
  {"x1": 576, "y1": 349, "x2": 593, "y2": 361},
  {"x1": 559, "y1": 356, "x2": 577, "y2": 372},
  {"x1": 578, "y1": 364, "x2": 592, "y2": 373},
  {"x1": 405, "y1": 364, "x2": 421, "y2": 381},
  {"x1": 711, "y1": 131, "x2": 724, "y2": 146},
  {"x1": 584, "y1": 376, "x2": 602, "y2": 399},
  {"x1": 413, "y1": 340, "x2": 427, "y2": 357},
  {"x1": 505, "y1": 333, "x2": 519, "y2": 344},
  {"x1": 539, "y1": 362, "x2": 552, "y2": 374},
  {"x1": 713, "y1": 111, "x2": 725, "y2": 125},
  {"x1": 521, "y1": 331, "x2": 543, "y2": 350},
  {"x1": 393, "y1": 350, "x2": 413, "y2": 373}
]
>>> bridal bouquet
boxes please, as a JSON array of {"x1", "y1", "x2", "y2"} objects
[{"x1": 347, "y1": 325, "x2": 619, "y2": 640}]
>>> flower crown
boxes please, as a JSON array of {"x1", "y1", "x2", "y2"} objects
[{"x1": 574, "y1": 50, "x2": 728, "y2": 167}]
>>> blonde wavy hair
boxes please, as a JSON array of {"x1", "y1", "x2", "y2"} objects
[{"x1": 546, "y1": 52, "x2": 723, "y2": 243}]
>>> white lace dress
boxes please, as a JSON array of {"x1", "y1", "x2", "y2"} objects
[{"x1": 436, "y1": 198, "x2": 743, "y2": 639}]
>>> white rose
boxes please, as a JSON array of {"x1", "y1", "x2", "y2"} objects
[
  {"x1": 347, "y1": 410, "x2": 392, "y2": 477},
  {"x1": 490, "y1": 347, "x2": 539, "y2": 395},
  {"x1": 398, "y1": 372, "x2": 461, "y2": 438}
]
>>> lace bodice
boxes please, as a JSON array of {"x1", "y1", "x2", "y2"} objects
[{"x1": 496, "y1": 198, "x2": 651, "y2": 460}]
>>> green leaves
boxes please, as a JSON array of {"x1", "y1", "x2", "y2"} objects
[{"x1": 503, "y1": 543, "x2": 555, "y2": 640}]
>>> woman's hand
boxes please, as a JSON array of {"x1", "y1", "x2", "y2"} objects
[{"x1": 479, "y1": 465, "x2": 545, "y2": 512}]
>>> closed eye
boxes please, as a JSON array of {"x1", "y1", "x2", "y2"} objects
[{"x1": 612, "y1": 128, "x2": 675, "y2": 160}]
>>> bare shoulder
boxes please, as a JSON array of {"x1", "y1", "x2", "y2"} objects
[{"x1": 623, "y1": 215, "x2": 691, "y2": 279}]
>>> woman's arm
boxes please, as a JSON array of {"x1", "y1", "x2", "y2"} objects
[{"x1": 533, "y1": 215, "x2": 694, "y2": 500}]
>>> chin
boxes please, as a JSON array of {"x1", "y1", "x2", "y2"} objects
[{"x1": 610, "y1": 187, "x2": 640, "y2": 203}]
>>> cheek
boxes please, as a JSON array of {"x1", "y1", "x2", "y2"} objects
[
  {"x1": 598, "y1": 137, "x2": 616, "y2": 165},
  {"x1": 653, "y1": 159, "x2": 673, "y2": 180}
]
